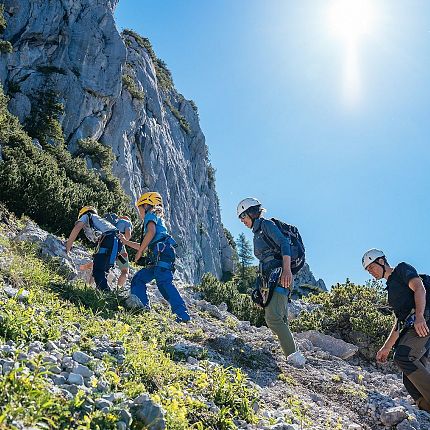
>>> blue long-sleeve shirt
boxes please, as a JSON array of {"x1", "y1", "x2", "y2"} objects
[{"x1": 252, "y1": 217, "x2": 291, "y2": 263}]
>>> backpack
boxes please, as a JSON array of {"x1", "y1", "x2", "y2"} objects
[
  {"x1": 419, "y1": 274, "x2": 430, "y2": 310},
  {"x1": 259, "y1": 218, "x2": 305, "y2": 275},
  {"x1": 103, "y1": 212, "x2": 120, "y2": 227}
]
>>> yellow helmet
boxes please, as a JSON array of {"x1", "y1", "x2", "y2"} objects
[
  {"x1": 78, "y1": 206, "x2": 97, "y2": 219},
  {"x1": 136, "y1": 192, "x2": 163, "y2": 207}
]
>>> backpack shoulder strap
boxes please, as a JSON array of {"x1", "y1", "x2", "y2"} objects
[
  {"x1": 257, "y1": 219, "x2": 280, "y2": 252},
  {"x1": 87, "y1": 212, "x2": 94, "y2": 230}
]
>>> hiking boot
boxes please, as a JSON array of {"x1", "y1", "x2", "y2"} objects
[{"x1": 416, "y1": 397, "x2": 430, "y2": 412}]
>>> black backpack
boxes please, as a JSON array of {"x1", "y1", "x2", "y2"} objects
[
  {"x1": 259, "y1": 218, "x2": 306, "y2": 275},
  {"x1": 419, "y1": 274, "x2": 430, "y2": 310}
]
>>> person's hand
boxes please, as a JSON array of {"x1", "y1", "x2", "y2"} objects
[
  {"x1": 414, "y1": 315, "x2": 430, "y2": 337},
  {"x1": 65, "y1": 241, "x2": 71, "y2": 255},
  {"x1": 119, "y1": 233, "x2": 128, "y2": 245},
  {"x1": 376, "y1": 346, "x2": 390, "y2": 363},
  {"x1": 280, "y1": 268, "x2": 293, "y2": 289},
  {"x1": 135, "y1": 250, "x2": 142, "y2": 263}
]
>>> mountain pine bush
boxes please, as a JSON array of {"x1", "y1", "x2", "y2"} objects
[
  {"x1": 0, "y1": 85, "x2": 132, "y2": 236},
  {"x1": 290, "y1": 280, "x2": 393, "y2": 360},
  {"x1": 198, "y1": 273, "x2": 265, "y2": 327}
]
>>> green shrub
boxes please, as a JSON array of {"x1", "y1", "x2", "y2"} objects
[
  {"x1": 0, "y1": 4, "x2": 6, "y2": 33},
  {"x1": 76, "y1": 137, "x2": 115, "y2": 169},
  {"x1": 0, "y1": 5, "x2": 12, "y2": 54},
  {"x1": 198, "y1": 274, "x2": 265, "y2": 327},
  {"x1": 207, "y1": 164, "x2": 216, "y2": 188},
  {"x1": 122, "y1": 29, "x2": 173, "y2": 91},
  {"x1": 164, "y1": 98, "x2": 191, "y2": 134},
  {"x1": 0, "y1": 85, "x2": 132, "y2": 236},
  {"x1": 290, "y1": 280, "x2": 393, "y2": 360},
  {"x1": 189, "y1": 100, "x2": 199, "y2": 115},
  {"x1": 0, "y1": 39, "x2": 12, "y2": 53},
  {"x1": 122, "y1": 74, "x2": 145, "y2": 101},
  {"x1": 24, "y1": 90, "x2": 65, "y2": 147}
]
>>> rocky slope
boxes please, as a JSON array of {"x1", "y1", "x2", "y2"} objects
[
  {"x1": 1, "y1": 209, "x2": 429, "y2": 430},
  {"x1": 0, "y1": 0, "x2": 234, "y2": 284}
]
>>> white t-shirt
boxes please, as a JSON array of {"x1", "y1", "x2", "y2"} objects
[{"x1": 77, "y1": 213, "x2": 116, "y2": 243}]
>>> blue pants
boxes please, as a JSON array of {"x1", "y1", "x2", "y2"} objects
[
  {"x1": 92, "y1": 233, "x2": 122, "y2": 291},
  {"x1": 131, "y1": 266, "x2": 190, "y2": 322}
]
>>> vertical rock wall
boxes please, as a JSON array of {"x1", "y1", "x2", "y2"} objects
[{"x1": 0, "y1": 0, "x2": 234, "y2": 283}]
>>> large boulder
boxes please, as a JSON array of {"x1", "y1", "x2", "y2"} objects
[{"x1": 296, "y1": 330, "x2": 358, "y2": 359}]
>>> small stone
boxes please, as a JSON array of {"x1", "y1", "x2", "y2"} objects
[
  {"x1": 218, "y1": 302, "x2": 228, "y2": 312},
  {"x1": 2, "y1": 360, "x2": 15, "y2": 374},
  {"x1": 97, "y1": 379, "x2": 109, "y2": 392},
  {"x1": 396, "y1": 418, "x2": 419, "y2": 430},
  {"x1": 95, "y1": 398, "x2": 113, "y2": 410},
  {"x1": 348, "y1": 424, "x2": 362, "y2": 430},
  {"x1": 50, "y1": 365, "x2": 62, "y2": 374},
  {"x1": 380, "y1": 406, "x2": 407, "y2": 427},
  {"x1": 51, "y1": 375, "x2": 67, "y2": 385},
  {"x1": 28, "y1": 341, "x2": 44, "y2": 354},
  {"x1": 1, "y1": 345, "x2": 15, "y2": 355},
  {"x1": 187, "y1": 356, "x2": 198, "y2": 365},
  {"x1": 73, "y1": 363, "x2": 93, "y2": 378},
  {"x1": 17, "y1": 352, "x2": 28, "y2": 361},
  {"x1": 43, "y1": 355, "x2": 58, "y2": 364},
  {"x1": 72, "y1": 351, "x2": 91, "y2": 365},
  {"x1": 58, "y1": 388, "x2": 74, "y2": 401},
  {"x1": 119, "y1": 409, "x2": 132, "y2": 426},
  {"x1": 45, "y1": 340, "x2": 58, "y2": 351},
  {"x1": 67, "y1": 372, "x2": 84, "y2": 386},
  {"x1": 60, "y1": 383, "x2": 81, "y2": 396}
]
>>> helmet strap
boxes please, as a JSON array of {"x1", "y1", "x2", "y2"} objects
[{"x1": 374, "y1": 259, "x2": 386, "y2": 278}]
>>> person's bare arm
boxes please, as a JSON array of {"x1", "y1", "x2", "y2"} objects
[
  {"x1": 376, "y1": 320, "x2": 399, "y2": 363},
  {"x1": 124, "y1": 227, "x2": 132, "y2": 241},
  {"x1": 409, "y1": 277, "x2": 430, "y2": 337},
  {"x1": 281, "y1": 255, "x2": 292, "y2": 288},
  {"x1": 66, "y1": 222, "x2": 84, "y2": 254},
  {"x1": 135, "y1": 222, "x2": 156, "y2": 262}
]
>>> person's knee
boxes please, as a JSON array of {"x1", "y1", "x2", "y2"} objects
[{"x1": 394, "y1": 345, "x2": 418, "y2": 375}]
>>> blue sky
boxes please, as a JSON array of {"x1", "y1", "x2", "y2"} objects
[{"x1": 115, "y1": 1, "x2": 430, "y2": 288}]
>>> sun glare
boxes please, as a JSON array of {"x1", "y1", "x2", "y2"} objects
[
  {"x1": 327, "y1": 0, "x2": 378, "y2": 106},
  {"x1": 328, "y1": 0, "x2": 376, "y2": 44}
]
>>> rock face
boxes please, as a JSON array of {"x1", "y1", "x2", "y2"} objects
[
  {"x1": 0, "y1": 0, "x2": 234, "y2": 283},
  {"x1": 293, "y1": 263, "x2": 327, "y2": 297}
]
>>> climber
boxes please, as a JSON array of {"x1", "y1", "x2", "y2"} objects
[
  {"x1": 237, "y1": 197, "x2": 296, "y2": 359},
  {"x1": 78, "y1": 214, "x2": 133, "y2": 289},
  {"x1": 103, "y1": 214, "x2": 133, "y2": 288},
  {"x1": 65, "y1": 206, "x2": 122, "y2": 291},
  {"x1": 120, "y1": 192, "x2": 190, "y2": 322},
  {"x1": 363, "y1": 249, "x2": 430, "y2": 412}
]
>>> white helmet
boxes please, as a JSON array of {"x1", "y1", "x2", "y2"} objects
[
  {"x1": 236, "y1": 197, "x2": 261, "y2": 218},
  {"x1": 362, "y1": 249, "x2": 385, "y2": 269}
]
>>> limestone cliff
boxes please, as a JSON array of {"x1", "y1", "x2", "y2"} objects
[
  {"x1": 0, "y1": 0, "x2": 324, "y2": 290},
  {"x1": 0, "y1": 0, "x2": 234, "y2": 283}
]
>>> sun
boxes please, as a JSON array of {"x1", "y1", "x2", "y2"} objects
[
  {"x1": 327, "y1": 0, "x2": 377, "y2": 45},
  {"x1": 327, "y1": 0, "x2": 379, "y2": 106}
]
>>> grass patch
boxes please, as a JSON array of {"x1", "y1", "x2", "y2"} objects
[{"x1": 0, "y1": 224, "x2": 261, "y2": 428}]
